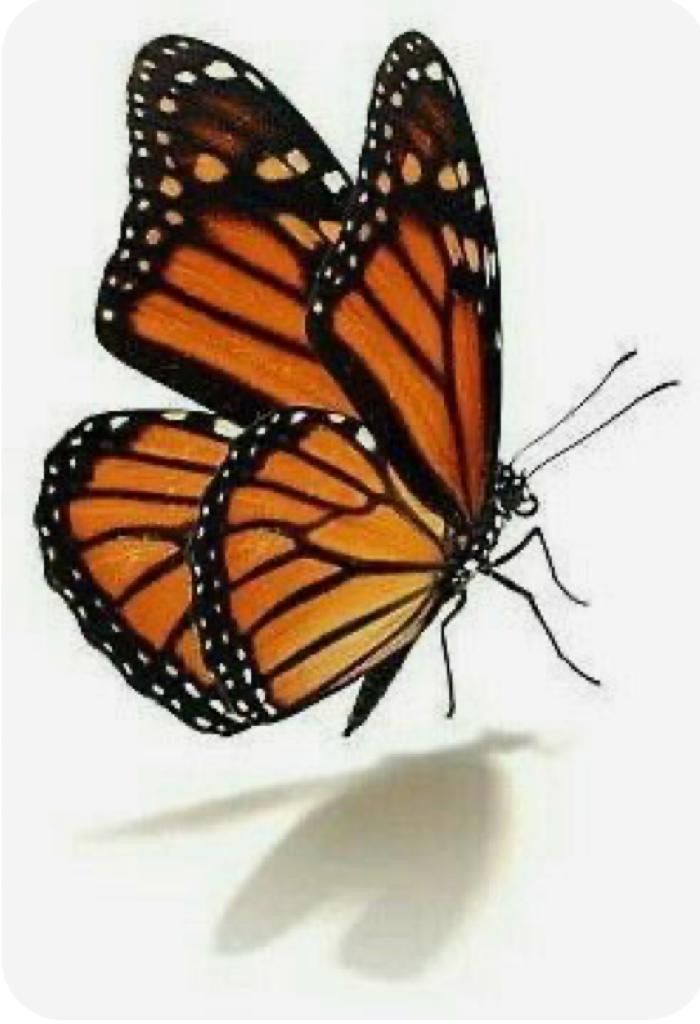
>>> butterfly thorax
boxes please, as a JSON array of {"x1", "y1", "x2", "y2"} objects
[{"x1": 447, "y1": 463, "x2": 538, "y2": 593}]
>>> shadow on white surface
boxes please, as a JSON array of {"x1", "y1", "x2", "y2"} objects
[
  {"x1": 218, "y1": 732, "x2": 535, "y2": 978},
  {"x1": 92, "y1": 772, "x2": 330, "y2": 838},
  {"x1": 92, "y1": 731, "x2": 537, "y2": 979}
]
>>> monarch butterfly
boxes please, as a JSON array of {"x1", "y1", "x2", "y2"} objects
[{"x1": 35, "y1": 31, "x2": 677, "y2": 737}]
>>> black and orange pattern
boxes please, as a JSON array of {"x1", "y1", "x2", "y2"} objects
[
  {"x1": 188, "y1": 409, "x2": 447, "y2": 730},
  {"x1": 308, "y1": 31, "x2": 501, "y2": 527},
  {"x1": 35, "y1": 410, "x2": 248, "y2": 733},
  {"x1": 96, "y1": 35, "x2": 355, "y2": 423},
  {"x1": 37, "y1": 31, "x2": 510, "y2": 736}
]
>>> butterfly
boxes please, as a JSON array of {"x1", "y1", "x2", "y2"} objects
[{"x1": 35, "y1": 31, "x2": 677, "y2": 738}]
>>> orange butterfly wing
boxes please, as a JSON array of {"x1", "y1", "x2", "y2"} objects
[
  {"x1": 38, "y1": 33, "x2": 502, "y2": 737},
  {"x1": 35, "y1": 410, "x2": 250, "y2": 734},
  {"x1": 96, "y1": 35, "x2": 355, "y2": 423},
  {"x1": 308, "y1": 31, "x2": 501, "y2": 527},
  {"x1": 188, "y1": 409, "x2": 448, "y2": 731}
]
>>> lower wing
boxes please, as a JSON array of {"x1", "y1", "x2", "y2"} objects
[
  {"x1": 188, "y1": 408, "x2": 449, "y2": 732},
  {"x1": 35, "y1": 409, "x2": 244, "y2": 734}
]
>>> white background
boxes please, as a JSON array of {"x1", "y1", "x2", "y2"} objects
[{"x1": 3, "y1": 0, "x2": 700, "y2": 1018}]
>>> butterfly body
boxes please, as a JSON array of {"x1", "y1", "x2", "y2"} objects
[{"x1": 444, "y1": 463, "x2": 538, "y2": 595}]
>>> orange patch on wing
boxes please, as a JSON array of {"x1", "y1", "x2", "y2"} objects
[
  {"x1": 223, "y1": 529, "x2": 296, "y2": 582},
  {"x1": 193, "y1": 153, "x2": 229, "y2": 183},
  {"x1": 275, "y1": 213, "x2": 323, "y2": 250},
  {"x1": 130, "y1": 424, "x2": 227, "y2": 467},
  {"x1": 164, "y1": 245, "x2": 304, "y2": 342},
  {"x1": 332, "y1": 292, "x2": 463, "y2": 505},
  {"x1": 258, "y1": 450, "x2": 367, "y2": 508},
  {"x1": 396, "y1": 216, "x2": 445, "y2": 302},
  {"x1": 256, "y1": 155, "x2": 294, "y2": 181},
  {"x1": 232, "y1": 558, "x2": 340, "y2": 632},
  {"x1": 442, "y1": 225, "x2": 462, "y2": 266},
  {"x1": 437, "y1": 164, "x2": 459, "y2": 191},
  {"x1": 68, "y1": 496, "x2": 193, "y2": 540},
  {"x1": 131, "y1": 291, "x2": 353, "y2": 412},
  {"x1": 462, "y1": 237, "x2": 480, "y2": 273},
  {"x1": 319, "y1": 220, "x2": 342, "y2": 242},
  {"x1": 364, "y1": 245, "x2": 443, "y2": 370},
  {"x1": 203, "y1": 214, "x2": 304, "y2": 290},
  {"x1": 256, "y1": 573, "x2": 432, "y2": 677},
  {"x1": 387, "y1": 467, "x2": 446, "y2": 543},
  {"x1": 121, "y1": 563, "x2": 191, "y2": 648},
  {"x1": 300, "y1": 426, "x2": 384, "y2": 494},
  {"x1": 88, "y1": 456, "x2": 209, "y2": 498},
  {"x1": 268, "y1": 589, "x2": 431, "y2": 705},
  {"x1": 82, "y1": 537, "x2": 179, "y2": 599},
  {"x1": 401, "y1": 152, "x2": 423, "y2": 184},
  {"x1": 309, "y1": 504, "x2": 442, "y2": 565},
  {"x1": 227, "y1": 485, "x2": 326, "y2": 528},
  {"x1": 331, "y1": 598, "x2": 434, "y2": 690}
]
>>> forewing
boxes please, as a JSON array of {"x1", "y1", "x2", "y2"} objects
[
  {"x1": 308, "y1": 31, "x2": 501, "y2": 527},
  {"x1": 188, "y1": 409, "x2": 448, "y2": 730},
  {"x1": 97, "y1": 34, "x2": 355, "y2": 422},
  {"x1": 35, "y1": 410, "x2": 246, "y2": 734}
]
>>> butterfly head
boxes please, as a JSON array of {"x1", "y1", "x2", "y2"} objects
[{"x1": 494, "y1": 463, "x2": 539, "y2": 519}]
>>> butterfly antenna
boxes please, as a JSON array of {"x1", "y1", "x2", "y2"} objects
[
  {"x1": 525, "y1": 379, "x2": 679, "y2": 478},
  {"x1": 510, "y1": 348, "x2": 637, "y2": 465}
]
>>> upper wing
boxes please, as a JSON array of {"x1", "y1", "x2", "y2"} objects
[
  {"x1": 97, "y1": 34, "x2": 355, "y2": 423},
  {"x1": 187, "y1": 408, "x2": 448, "y2": 731},
  {"x1": 35, "y1": 409, "x2": 246, "y2": 735},
  {"x1": 308, "y1": 31, "x2": 501, "y2": 528}
]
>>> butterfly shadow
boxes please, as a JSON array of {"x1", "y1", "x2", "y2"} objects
[
  {"x1": 90, "y1": 729, "x2": 539, "y2": 979},
  {"x1": 214, "y1": 729, "x2": 536, "y2": 979}
]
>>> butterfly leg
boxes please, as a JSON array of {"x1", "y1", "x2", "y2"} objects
[
  {"x1": 486, "y1": 568, "x2": 600, "y2": 686},
  {"x1": 492, "y1": 528, "x2": 588, "y2": 606},
  {"x1": 440, "y1": 592, "x2": 468, "y2": 718}
]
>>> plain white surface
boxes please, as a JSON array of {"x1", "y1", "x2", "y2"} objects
[{"x1": 2, "y1": 0, "x2": 699, "y2": 1018}]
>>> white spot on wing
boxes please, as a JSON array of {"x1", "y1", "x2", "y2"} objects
[
  {"x1": 356, "y1": 427, "x2": 376, "y2": 451},
  {"x1": 245, "y1": 70, "x2": 265, "y2": 90},
  {"x1": 214, "y1": 418, "x2": 239, "y2": 439},
  {"x1": 205, "y1": 60, "x2": 237, "y2": 80},
  {"x1": 323, "y1": 170, "x2": 345, "y2": 194}
]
